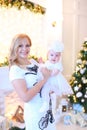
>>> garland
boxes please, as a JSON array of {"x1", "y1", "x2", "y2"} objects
[
  {"x1": 0, "y1": 57, "x2": 9, "y2": 67},
  {"x1": 0, "y1": 56, "x2": 38, "y2": 67},
  {"x1": 0, "y1": 0, "x2": 45, "y2": 14}
]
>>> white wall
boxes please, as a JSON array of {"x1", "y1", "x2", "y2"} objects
[{"x1": 62, "y1": 0, "x2": 87, "y2": 79}]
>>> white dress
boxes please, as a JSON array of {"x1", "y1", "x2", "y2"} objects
[
  {"x1": 38, "y1": 60, "x2": 73, "y2": 104},
  {"x1": 9, "y1": 64, "x2": 57, "y2": 130}
]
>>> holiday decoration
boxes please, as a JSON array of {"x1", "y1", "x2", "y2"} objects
[
  {"x1": 73, "y1": 103, "x2": 83, "y2": 113},
  {"x1": 0, "y1": 0, "x2": 45, "y2": 14},
  {"x1": 0, "y1": 55, "x2": 38, "y2": 67},
  {"x1": 70, "y1": 111, "x2": 87, "y2": 127},
  {"x1": 56, "y1": 98, "x2": 68, "y2": 114},
  {"x1": 68, "y1": 39, "x2": 87, "y2": 113},
  {"x1": 61, "y1": 99, "x2": 68, "y2": 112},
  {"x1": 55, "y1": 98, "x2": 69, "y2": 123},
  {"x1": 63, "y1": 115, "x2": 72, "y2": 125},
  {"x1": 12, "y1": 105, "x2": 24, "y2": 123},
  {"x1": 0, "y1": 57, "x2": 9, "y2": 67}
]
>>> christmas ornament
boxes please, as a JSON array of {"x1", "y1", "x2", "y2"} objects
[
  {"x1": 63, "y1": 115, "x2": 72, "y2": 125},
  {"x1": 71, "y1": 112, "x2": 87, "y2": 127},
  {"x1": 73, "y1": 103, "x2": 83, "y2": 112}
]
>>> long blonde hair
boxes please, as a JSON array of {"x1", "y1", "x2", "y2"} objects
[{"x1": 9, "y1": 34, "x2": 32, "y2": 67}]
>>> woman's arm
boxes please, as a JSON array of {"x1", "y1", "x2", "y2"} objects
[{"x1": 11, "y1": 68, "x2": 51, "y2": 102}]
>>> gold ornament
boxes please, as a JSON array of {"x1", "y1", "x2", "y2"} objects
[{"x1": 52, "y1": 21, "x2": 57, "y2": 27}]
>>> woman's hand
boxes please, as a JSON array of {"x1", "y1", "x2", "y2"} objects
[{"x1": 40, "y1": 67, "x2": 51, "y2": 80}]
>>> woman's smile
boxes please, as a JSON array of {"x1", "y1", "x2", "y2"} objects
[{"x1": 17, "y1": 38, "x2": 30, "y2": 59}]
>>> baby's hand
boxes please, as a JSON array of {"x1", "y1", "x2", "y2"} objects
[{"x1": 38, "y1": 57, "x2": 44, "y2": 63}]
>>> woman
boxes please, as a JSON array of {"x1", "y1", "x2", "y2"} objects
[{"x1": 9, "y1": 34, "x2": 57, "y2": 130}]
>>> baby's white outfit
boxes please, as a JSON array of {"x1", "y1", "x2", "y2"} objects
[{"x1": 38, "y1": 60, "x2": 73, "y2": 112}]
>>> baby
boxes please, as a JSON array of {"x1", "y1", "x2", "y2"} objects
[{"x1": 38, "y1": 41, "x2": 73, "y2": 112}]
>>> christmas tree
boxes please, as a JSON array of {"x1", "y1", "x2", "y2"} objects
[{"x1": 68, "y1": 39, "x2": 87, "y2": 113}]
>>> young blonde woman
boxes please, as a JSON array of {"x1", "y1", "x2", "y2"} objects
[{"x1": 9, "y1": 34, "x2": 57, "y2": 130}]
